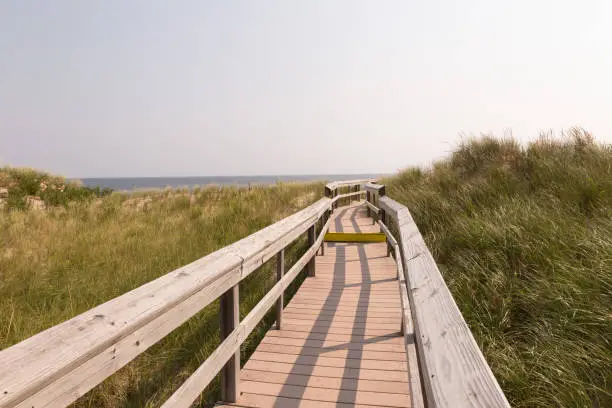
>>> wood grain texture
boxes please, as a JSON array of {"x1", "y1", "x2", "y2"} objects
[
  {"x1": 220, "y1": 285, "x2": 240, "y2": 402},
  {"x1": 377, "y1": 219, "x2": 398, "y2": 247},
  {"x1": 276, "y1": 249, "x2": 285, "y2": 330},
  {"x1": 2, "y1": 185, "x2": 508, "y2": 408},
  {"x1": 379, "y1": 195, "x2": 510, "y2": 408},
  {"x1": 307, "y1": 224, "x2": 316, "y2": 276},
  {"x1": 394, "y1": 242, "x2": 425, "y2": 408},
  {"x1": 164, "y1": 215, "x2": 334, "y2": 408},
  {"x1": 0, "y1": 197, "x2": 333, "y2": 408},
  {"x1": 222, "y1": 205, "x2": 414, "y2": 407},
  {"x1": 331, "y1": 191, "x2": 365, "y2": 204},
  {"x1": 364, "y1": 182, "x2": 385, "y2": 195},
  {"x1": 365, "y1": 200, "x2": 380, "y2": 216},
  {"x1": 328, "y1": 203, "x2": 380, "y2": 234},
  {"x1": 324, "y1": 179, "x2": 376, "y2": 192},
  {"x1": 373, "y1": 218, "x2": 424, "y2": 407}
]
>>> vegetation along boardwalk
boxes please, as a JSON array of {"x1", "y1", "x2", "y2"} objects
[{"x1": 0, "y1": 180, "x2": 509, "y2": 408}]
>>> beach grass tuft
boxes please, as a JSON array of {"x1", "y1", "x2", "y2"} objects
[{"x1": 384, "y1": 128, "x2": 611, "y2": 408}]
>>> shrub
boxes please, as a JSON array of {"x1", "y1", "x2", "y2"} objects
[{"x1": 0, "y1": 167, "x2": 113, "y2": 210}]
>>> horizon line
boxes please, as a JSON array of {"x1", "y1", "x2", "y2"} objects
[{"x1": 70, "y1": 172, "x2": 391, "y2": 180}]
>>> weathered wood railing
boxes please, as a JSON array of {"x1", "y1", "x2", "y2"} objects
[
  {"x1": 365, "y1": 182, "x2": 510, "y2": 408},
  {"x1": 0, "y1": 180, "x2": 367, "y2": 408},
  {"x1": 324, "y1": 178, "x2": 372, "y2": 208},
  {"x1": 0, "y1": 179, "x2": 510, "y2": 408}
]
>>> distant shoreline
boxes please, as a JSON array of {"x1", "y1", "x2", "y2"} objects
[{"x1": 74, "y1": 174, "x2": 384, "y2": 191}]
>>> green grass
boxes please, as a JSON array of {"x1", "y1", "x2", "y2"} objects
[
  {"x1": 384, "y1": 129, "x2": 611, "y2": 408},
  {"x1": 3, "y1": 130, "x2": 610, "y2": 407},
  {"x1": 0, "y1": 179, "x2": 323, "y2": 407},
  {"x1": 0, "y1": 166, "x2": 112, "y2": 210}
]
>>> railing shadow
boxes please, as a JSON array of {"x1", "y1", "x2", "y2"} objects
[
  {"x1": 334, "y1": 207, "x2": 351, "y2": 232},
  {"x1": 272, "y1": 243, "x2": 348, "y2": 407},
  {"x1": 270, "y1": 238, "x2": 380, "y2": 407},
  {"x1": 337, "y1": 243, "x2": 370, "y2": 405}
]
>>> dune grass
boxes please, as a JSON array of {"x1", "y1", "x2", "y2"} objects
[
  {"x1": 384, "y1": 129, "x2": 611, "y2": 408},
  {"x1": 2, "y1": 130, "x2": 610, "y2": 407},
  {"x1": 0, "y1": 180, "x2": 323, "y2": 406},
  {"x1": 0, "y1": 166, "x2": 112, "y2": 210}
]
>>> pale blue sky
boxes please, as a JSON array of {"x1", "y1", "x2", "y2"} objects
[{"x1": 1, "y1": 1, "x2": 611, "y2": 177}]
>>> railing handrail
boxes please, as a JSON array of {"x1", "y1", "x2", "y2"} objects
[
  {"x1": 364, "y1": 182, "x2": 385, "y2": 194},
  {"x1": 0, "y1": 193, "x2": 337, "y2": 408},
  {"x1": 162, "y1": 214, "x2": 334, "y2": 406},
  {"x1": 370, "y1": 184, "x2": 510, "y2": 408},
  {"x1": 324, "y1": 178, "x2": 375, "y2": 191},
  {"x1": 376, "y1": 218, "x2": 424, "y2": 408},
  {"x1": 0, "y1": 180, "x2": 511, "y2": 408}
]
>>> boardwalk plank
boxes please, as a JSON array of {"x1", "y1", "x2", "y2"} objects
[
  {"x1": 219, "y1": 205, "x2": 413, "y2": 407},
  {"x1": 218, "y1": 393, "x2": 399, "y2": 408},
  {"x1": 243, "y1": 360, "x2": 409, "y2": 382},
  {"x1": 259, "y1": 335, "x2": 405, "y2": 352},
  {"x1": 255, "y1": 343, "x2": 407, "y2": 361},
  {"x1": 249, "y1": 350, "x2": 408, "y2": 371},
  {"x1": 240, "y1": 381, "x2": 411, "y2": 407},
  {"x1": 240, "y1": 370, "x2": 409, "y2": 394}
]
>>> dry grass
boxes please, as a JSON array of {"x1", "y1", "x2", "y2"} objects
[
  {"x1": 384, "y1": 129, "x2": 611, "y2": 408},
  {"x1": 0, "y1": 181, "x2": 324, "y2": 407},
  {"x1": 4, "y1": 129, "x2": 610, "y2": 407}
]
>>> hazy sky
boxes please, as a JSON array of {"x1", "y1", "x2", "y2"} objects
[{"x1": 1, "y1": 1, "x2": 611, "y2": 177}]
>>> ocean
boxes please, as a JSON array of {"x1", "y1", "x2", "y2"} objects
[{"x1": 78, "y1": 174, "x2": 383, "y2": 191}]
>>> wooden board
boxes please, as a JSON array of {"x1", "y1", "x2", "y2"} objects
[
  {"x1": 379, "y1": 195, "x2": 510, "y2": 408},
  {"x1": 219, "y1": 208, "x2": 413, "y2": 407},
  {"x1": 364, "y1": 182, "x2": 385, "y2": 194},
  {"x1": 0, "y1": 198, "x2": 335, "y2": 408},
  {"x1": 328, "y1": 203, "x2": 380, "y2": 234},
  {"x1": 163, "y1": 216, "x2": 335, "y2": 407},
  {"x1": 325, "y1": 179, "x2": 376, "y2": 192}
]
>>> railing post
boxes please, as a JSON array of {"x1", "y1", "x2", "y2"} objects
[
  {"x1": 320, "y1": 212, "x2": 326, "y2": 256},
  {"x1": 220, "y1": 284, "x2": 239, "y2": 402},
  {"x1": 322, "y1": 208, "x2": 331, "y2": 255},
  {"x1": 371, "y1": 191, "x2": 376, "y2": 224},
  {"x1": 307, "y1": 224, "x2": 316, "y2": 276},
  {"x1": 325, "y1": 185, "x2": 333, "y2": 198},
  {"x1": 325, "y1": 185, "x2": 334, "y2": 213},
  {"x1": 380, "y1": 209, "x2": 391, "y2": 257},
  {"x1": 275, "y1": 249, "x2": 284, "y2": 330},
  {"x1": 331, "y1": 190, "x2": 335, "y2": 211}
]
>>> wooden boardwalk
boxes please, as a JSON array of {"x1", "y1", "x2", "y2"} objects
[
  {"x1": 218, "y1": 203, "x2": 411, "y2": 407},
  {"x1": 0, "y1": 181, "x2": 509, "y2": 408}
]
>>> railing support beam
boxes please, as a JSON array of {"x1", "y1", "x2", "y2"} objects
[
  {"x1": 307, "y1": 224, "x2": 316, "y2": 276},
  {"x1": 320, "y1": 212, "x2": 326, "y2": 256},
  {"x1": 380, "y1": 209, "x2": 391, "y2": 257},
  {"x1": 275, "y1": 249, "x2": 285, "y2": 330},
  {"x1": 220, "y1": 285, "x2": 239, "y2": 402}
]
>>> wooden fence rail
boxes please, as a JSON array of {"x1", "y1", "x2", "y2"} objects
[
  {"x1": 367, "y1": 183, "x2": 510, "y2": 408},
  {"x1": 0, "y1": 179, "x2": 511, "y2": 408},
  {"x1": 376, "y1": 218, "x2": 424, "y2": 408},
  {"x1": 0, "y1": 180, "x2": 369, "y2": 408}
]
